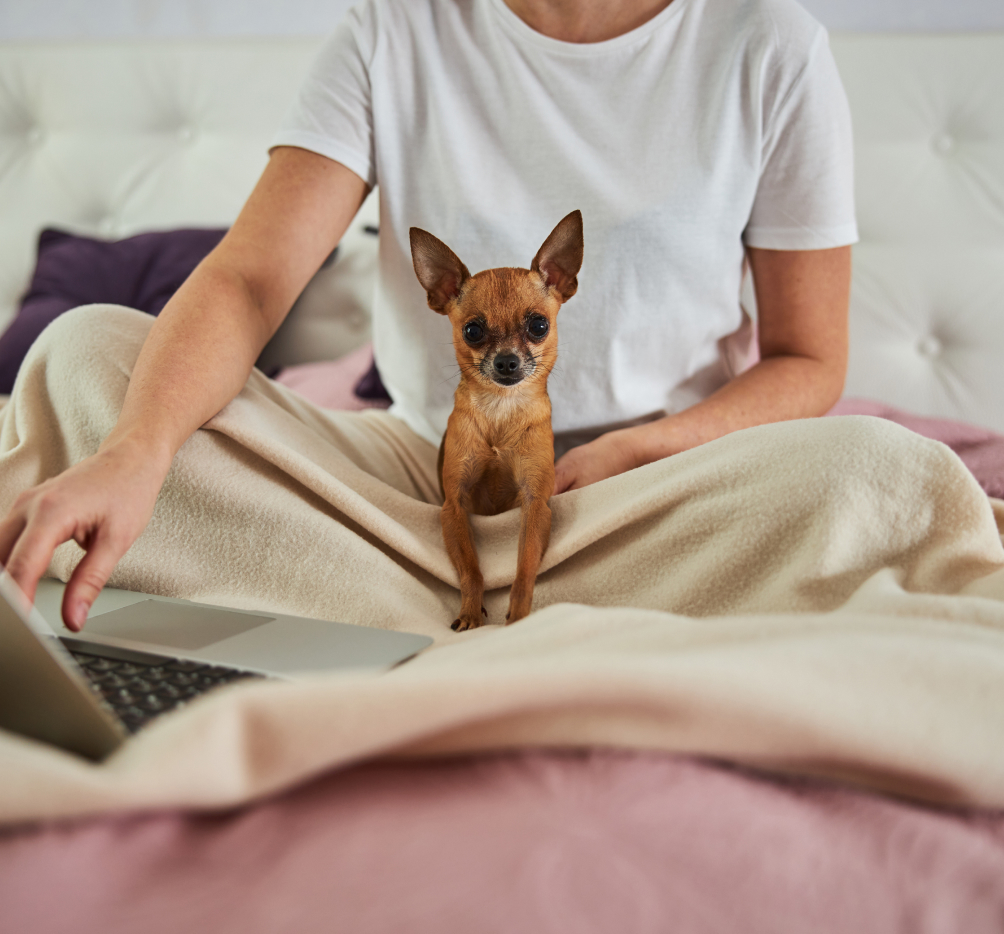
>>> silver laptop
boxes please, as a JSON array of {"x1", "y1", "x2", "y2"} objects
[{"x1": 0, "y1": 573, "x2": 432, "y2": 761}]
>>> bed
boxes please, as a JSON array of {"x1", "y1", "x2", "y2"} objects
[{"x1": 1, "y1": 33, "x2": 1004, "y2": 932}]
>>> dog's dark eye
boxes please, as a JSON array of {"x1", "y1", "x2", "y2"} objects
[
  {"x1": 463, "y1": 321, "x2": 485, "y2": 345},
  {"x1": 527, "y1": 316, "x2": 549, "y2": 341}
]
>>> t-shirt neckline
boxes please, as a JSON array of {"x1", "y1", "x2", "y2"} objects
[{"x1": 485, "y1": 0, "x2": 690, "y2": 55}]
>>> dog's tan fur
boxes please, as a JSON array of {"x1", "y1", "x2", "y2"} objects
[{"x1": 410, "y1": 211, "x2": 584, "y2": 631}]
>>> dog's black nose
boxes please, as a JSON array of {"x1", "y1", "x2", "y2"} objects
[{"x1": 493, "y1": 353, "x2": 521, "y2": 376}]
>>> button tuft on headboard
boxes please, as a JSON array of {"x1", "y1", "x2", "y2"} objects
[
  {"x1": 916, "y1": 335, "x2": 942, "y2": 360},
  {"x1": 932, "y1": 132, "x2": 955, "y2": 155}
]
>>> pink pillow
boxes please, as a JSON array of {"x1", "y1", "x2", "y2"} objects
[
  {"x1": 828, "y1": 399, "x2": 1004, "y2": 499},
  {"x1": 273, "y1": 343, "x2": 390, "y2": 412},
  {"x1": 272, "y1": 368, "x2": 1004, "y2": 501}
]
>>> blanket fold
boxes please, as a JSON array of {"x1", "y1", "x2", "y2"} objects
[{"x1": 2, "y1": 304, "x2": 1004, "y2": 823}]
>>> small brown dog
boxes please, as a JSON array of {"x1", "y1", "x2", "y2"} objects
[{"x1": 410, "y1": 211, "x2": 584, "y2": 631}]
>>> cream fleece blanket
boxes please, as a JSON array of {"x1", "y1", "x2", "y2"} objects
[{"x1": 2, "y1": 304, "x2": 1004, "y2": 824}]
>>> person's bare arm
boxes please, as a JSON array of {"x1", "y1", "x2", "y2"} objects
[
  {"x1": 0, "y1": 147, "x2": 368, "y2": 628},
  {"x1": 553, "y1": 245, "x2": 851, "y2": 493}
]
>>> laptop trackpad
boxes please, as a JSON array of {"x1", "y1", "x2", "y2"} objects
[{"x1": 86, "y1": 600, "x2": 274, "y2": 651}]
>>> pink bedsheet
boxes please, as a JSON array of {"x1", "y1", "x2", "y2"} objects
[{"x1": 3, "y1": 751, "x2": 1003, "y2": 933}]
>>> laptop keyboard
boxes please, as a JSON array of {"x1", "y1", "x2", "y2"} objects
[{"x1": 61, "y1": 638, "x2": 265, "y2": 734}]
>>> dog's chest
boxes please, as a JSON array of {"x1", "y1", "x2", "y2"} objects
[{"x1": 469, "y1": 446, "x2": 521, "y2": 515}]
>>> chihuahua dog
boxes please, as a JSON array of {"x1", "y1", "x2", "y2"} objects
[{"x1": 410, "y1": 211, "x2": 584, "y2": 632}]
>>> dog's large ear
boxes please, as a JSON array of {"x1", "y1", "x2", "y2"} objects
[
  {"x1": 531, "y1": 210, "x2": 583, "y2": 303},
  {"x1": 410, "y1": 228, "x2": 471, "y2": 313}
]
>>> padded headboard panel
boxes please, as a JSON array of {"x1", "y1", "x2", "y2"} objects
[
  {"x1": 0, "y1": 35, "x2": 1002, "y2": 429},
  {"x1": 832, "y1": 35, "x2": 1004, "y2": 433},
  {"x1": 0, "y1": 38, "x2": 322, "y2": 328}
]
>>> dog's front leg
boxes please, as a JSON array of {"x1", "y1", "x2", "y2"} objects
[
  {"x1": 506, "y1": 485, "x2": 552, "y2": 624},
  {"x1": 441, "y1": 498, "x2": 487, "y2": 632}
]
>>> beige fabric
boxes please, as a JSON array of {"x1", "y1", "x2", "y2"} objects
[{"x1": 2, "y1": 304, "x2": 1004, "y2": 823}]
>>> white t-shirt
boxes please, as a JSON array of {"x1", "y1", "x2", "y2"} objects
[{"x1": 272, "y1": 0, "x2": 858, "y2": 449}]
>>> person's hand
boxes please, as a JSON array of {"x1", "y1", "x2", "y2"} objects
[
  {"x1": 0, "y1": 438, "x2": 170, "y2": 631},
  {"x1": 553, "y1": 427, "x2": 645, "y2": 494}
]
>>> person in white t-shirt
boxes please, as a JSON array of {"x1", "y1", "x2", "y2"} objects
[
  {"x1": 0, "y1": 0, "x2": 856, "y2": 630},
  {"x1": 273, "y1": 0, "x2": 857, "y2": 486}
]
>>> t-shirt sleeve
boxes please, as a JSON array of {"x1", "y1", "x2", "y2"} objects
[
  {"x1": 743, "y1": 30, "x2": 858, "y2": 251},
  {"x1": 269, "y1": 4, "x2": 377, "y2": 188}
]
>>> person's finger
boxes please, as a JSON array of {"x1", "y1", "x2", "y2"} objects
[
  {"x1": 3, "y1": 509, "x2": 75, "y2": 605},
  {"x1": 62, "y1": 530, "x2": 126, "y2": 632},
  {"x1": 554, "y1": 466, "x2": 578, "y2": 495},
  {"x1": 0, "y1": 509, "x2": 27, "y2": 568},
  {"x1": 553, "y1": 463, "x2": 571, "y2": 495}
]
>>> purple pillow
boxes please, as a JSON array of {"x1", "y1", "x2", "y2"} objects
[
  {"x1": 354, "y1": 357, "x2": 393, "y2": 403},
  {"x1": 0, "y1": 227, "x2": 227, "y2": 393}
]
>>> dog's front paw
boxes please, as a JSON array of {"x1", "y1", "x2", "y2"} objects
[
  {"x1": 505, "y1": 601, "x2": 531, "y2": 625},
  {"x1": 451, "y1": 606, "x2": 488, "y2": 632}
]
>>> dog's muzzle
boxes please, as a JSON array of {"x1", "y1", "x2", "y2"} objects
[{"x1": 489, "y1": 352, "x2": 525, "y2": 386}]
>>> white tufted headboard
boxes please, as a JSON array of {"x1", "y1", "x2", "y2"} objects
[{"x1": 0, "y1": 35, "x2": 1002, "y2": 429}]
